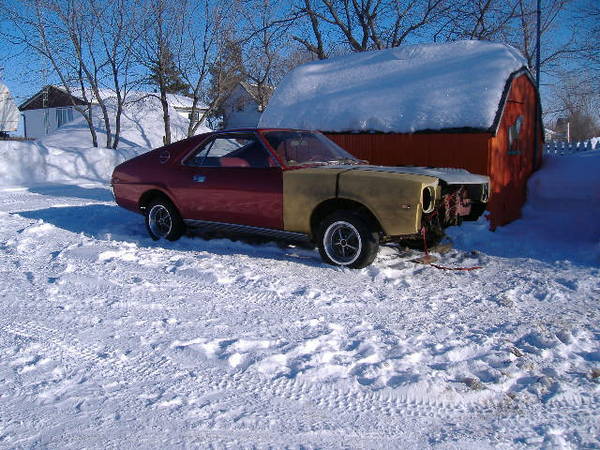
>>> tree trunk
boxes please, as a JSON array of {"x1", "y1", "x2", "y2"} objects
[
  {"x1": 160, "y1": 88, "x2": 171, "y2": 145},
  {"x1": 83, "y1": 109, "x2": 99, "y2": 147},
  {"x1": 97, "y1": 95, "x2": 113, "y2": 149},
  {"x1": 112, "y1": 102, "x2": 122, "y2": 149}
]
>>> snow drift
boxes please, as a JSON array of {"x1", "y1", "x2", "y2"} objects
[
  {"x1": 41, "y1": 94, "x2": 208, "y2": 150},
  {"x1": 259, "y1": 40, "x2": 527, "y2": 133},
  {"x1": 0, "y1": 95, "x2": 210, "y2": 186},
  {"x1": 448, "y1": 150, "x2": 600, "y2": 265}
]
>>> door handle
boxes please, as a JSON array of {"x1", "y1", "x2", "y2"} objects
[{"x1": 193, "y1": 175, "x2": 206, "y2": 183}]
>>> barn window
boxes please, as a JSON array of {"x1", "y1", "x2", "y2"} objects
[{"x1": 508, "y1": 115, "x2": 524, "y2": 155}]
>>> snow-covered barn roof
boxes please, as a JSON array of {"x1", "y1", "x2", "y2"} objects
[
  {"x1": 0, "y1": 82, "x2": 20, "y2": 132},
  {"x1": 259, "y1": 40, "x2": 529, "y2": 134}
]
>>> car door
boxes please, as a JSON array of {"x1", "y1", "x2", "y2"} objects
[{"x1": 170, "y1": 132, "x2": 283, "y2": 230}]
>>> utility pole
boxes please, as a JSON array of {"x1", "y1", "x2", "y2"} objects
[
  {"x1": 536, "y1": 0, "x2": 541, "y2": 89},
  {"x1": 533, "y1": 0, "x2": 542, "y2": 168}
]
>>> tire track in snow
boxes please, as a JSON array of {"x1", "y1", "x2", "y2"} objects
[{"x1": 2, "y1": 318, "x2": 598, "y2": 426}]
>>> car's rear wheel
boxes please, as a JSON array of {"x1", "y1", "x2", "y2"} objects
[
  {"x1": 317, "y1": 211, "x2": 379, "y2": 269},
  {"x1": 145, "y1": 197, "x2": 185, "y2": 241}
]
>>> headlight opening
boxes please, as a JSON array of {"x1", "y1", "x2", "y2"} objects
[
  {"x1": 480, "y1": 184, "x2": 489, "y2": 202},
  {"x1": 422, "y1": 185, "x2": 435, "y2": 214}
]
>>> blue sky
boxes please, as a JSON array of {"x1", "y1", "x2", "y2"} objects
[{"x1": 0, "y1": 0, "x2": 587, "y2": 126}]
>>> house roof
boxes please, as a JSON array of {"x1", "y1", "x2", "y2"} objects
[
  {"x1": 0, "y1": 82, "x2": 21, "y2": 132},
  {"x1": 259, "y1": 40, "x2": 530, "y2": 134},
  {"x1": 239, "y1": 81, "x2": 274, "y2": 104},
  {"x1": 165, "y1": 93, "x2": 208, "y2": 110},
  {"x1": 19, "y1": 85, "x2": 208, "y2": 111}
]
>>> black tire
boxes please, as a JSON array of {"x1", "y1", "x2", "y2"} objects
[
  {"x1": 317, "y1": 211, "x2": 379, "y2": 269},
  {"x1": 144, "y1": 197, "x2": 185, "y2": 241}
]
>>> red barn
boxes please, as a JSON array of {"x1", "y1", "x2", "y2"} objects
[{"x1": 260, "y1": 41, "x2": 543, "y2": 228}]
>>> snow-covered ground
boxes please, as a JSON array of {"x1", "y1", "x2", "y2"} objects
[
  {"x1": 0, "y1": 146, "x2": 598, "y2": 446},
  {"x1": 1, "y1": 189, "x2": 599, "y2": 449}
]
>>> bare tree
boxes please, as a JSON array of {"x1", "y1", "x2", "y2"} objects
[
  {"x1": 135, "y1": 0, "x2": 188, "y2": 145},
  {"x1": 575, "y1": 0, "x2": 600, "y2": 101},
  {"x1": 174, "y1": 0, "x2": 232, "y2": 137},
  {"x1": 2, "y1": 0, "x2": 140, "y2": 148},
  {"x1": 89, "y1": 0, "x2": 141, "y2": 149},
  {"x1": 237, "y1": 0, "x2": 294, "y2": 109},
  {"x1": 292, "y1": 0, "x2": 452, "y2": 58},
  {"x1": 206, "y1": 32, "x2": 246, "y2": 128},
  {"x1": 546, "y1": 72, "x2": 599, "y2": 140},
  {"x1": 2, "y1": 0, "x2": 101, "y2": 146},
  {"x1": 437, "y1": 0, "x2": 519, "y2": 41},
  {"x1": 510, "y1": 0, "x2": 579, "y2": 72},
  {"x1": 293, "y1": 0, "x2": 327, "y2": 59}
]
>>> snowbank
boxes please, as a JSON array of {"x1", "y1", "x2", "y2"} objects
[
  {"x1": 41, "y1": 94, "x2": 208, "y2": 149},
  {"x1": 260, "y1": 40, "x2": 527, "y2": 133},
  {"x1": 529, "y1": 150, "x2": 600, "y2": 202},
  {"x1": 448, "y1": 151, "x2": 600, "y2": 265},
  {"x1": 0, "y1": 96, "x2": 210, "y2": 186},
  {"x1": 0, "y1": 140, "x2": 144, "y2": 186}
]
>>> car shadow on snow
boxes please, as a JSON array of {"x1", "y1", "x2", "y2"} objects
[
  {"x1": 28, "y1": 184, "x2": 115, "y2": 202},
  {"x1": 17, "y1": 204, "x2": 325, "y2": 267}
]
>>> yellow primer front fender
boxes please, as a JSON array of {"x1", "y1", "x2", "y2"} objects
[{"x1": 283, "y1": 167, "x2": 438, "y2": 236}]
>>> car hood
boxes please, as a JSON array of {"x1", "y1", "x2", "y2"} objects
[{"x1": 320, "y1": 164, "x2": 489, "y2": 185}]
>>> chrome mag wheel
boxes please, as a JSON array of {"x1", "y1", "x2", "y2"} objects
[
  {"x1": 323, "y1": 220, "x2": 363, "y2": 265},
  {"x1": 148, "y1": 204, "x2": 173, "y2": 238}
]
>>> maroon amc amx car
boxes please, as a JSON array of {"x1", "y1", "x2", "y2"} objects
[{"x1": 112, "y1": 129, "x2": 490, "y2": 268}]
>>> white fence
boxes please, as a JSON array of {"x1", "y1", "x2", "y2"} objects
[{"x1": 544, "y1": 139, "x2": 600, "y2": 155}]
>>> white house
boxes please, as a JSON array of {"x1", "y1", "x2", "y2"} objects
[
  {"x1": 0, "y1": 82, "x2": 20, "y2": 136},
  {"x1": 19, "y1": 85, "x2": 208, "y2": 139},
  {"x1": 222, "y1": 81, "x2": 274, "y2": 129}
]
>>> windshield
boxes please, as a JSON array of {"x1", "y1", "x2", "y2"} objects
[{"x1": 262, "y1": 131, "x2": 360, "y2": 167}]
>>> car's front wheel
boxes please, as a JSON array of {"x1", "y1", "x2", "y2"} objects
[
  {"x1": 145, "y1": 197, "x2": 185, "y2": 241},
  {"x1": 317, "y1": 211, "x2": 379, "y2": 269}
]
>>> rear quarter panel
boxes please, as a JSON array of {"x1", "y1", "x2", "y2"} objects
[{"x1": 112, "y1": 133, "x2": 210, "y2": 213}]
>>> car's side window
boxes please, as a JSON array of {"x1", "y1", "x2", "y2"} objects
[
  {"x1": 185, "y1": 138, "x2": 215, "y2": 167},
  {"x1": 185, "y1": 134, "x2": 275, "y2": 168}
]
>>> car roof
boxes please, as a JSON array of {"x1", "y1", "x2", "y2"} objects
[{"x1": 211, "y1": 128, "x2": 317, "y2": 134}]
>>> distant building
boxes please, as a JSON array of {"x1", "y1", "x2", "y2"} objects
[
  {"x1": 222, "y1": 81, "x2": 274, "y2": 129},
  {"x1": 553, "y1": 117, "x2": 569, "y2": 142},
  {"x1": 544, "y1": 128, "x2": 559, "y2": 141},
  {"x1": 18, "y1": 85, "x2": 208, "y2": 139},
  {"x1": 0, "y1": 82, "x2": 19, "y2": 136}
]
